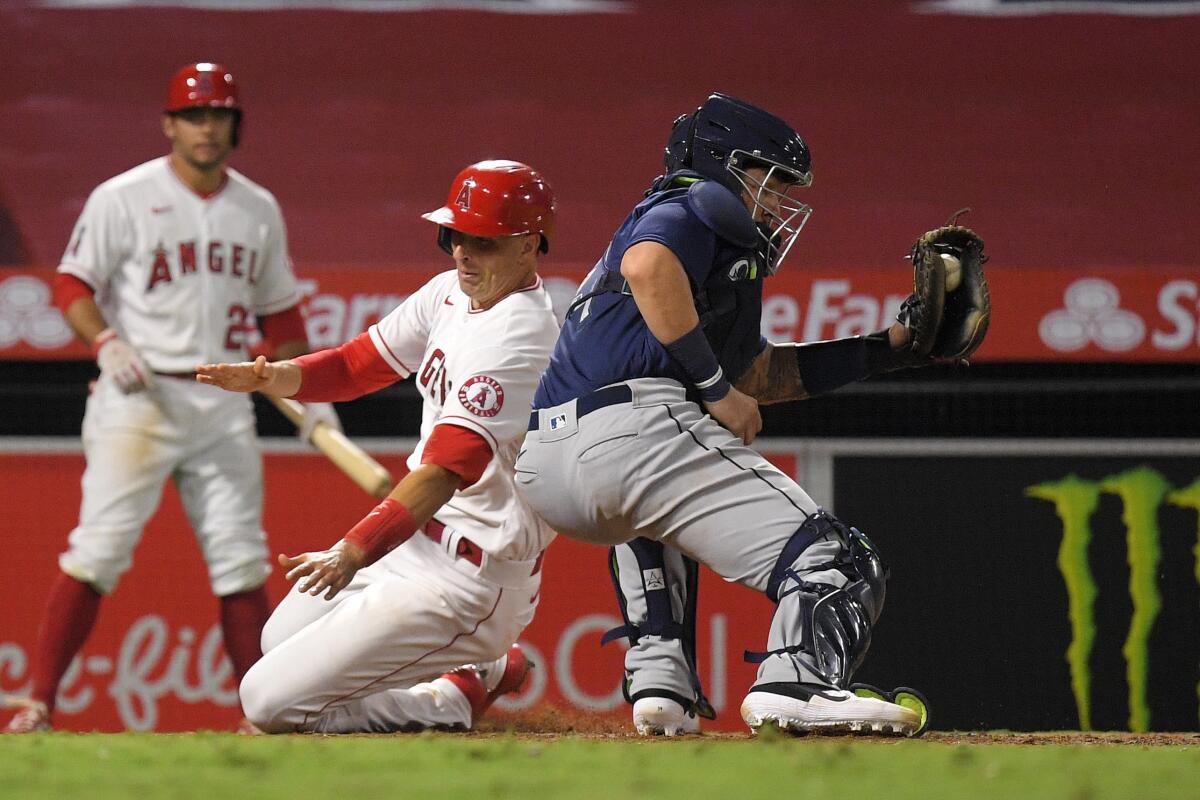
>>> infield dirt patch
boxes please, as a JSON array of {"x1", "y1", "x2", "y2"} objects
[{"x1": 477, "y1": 706, "x2": 1199, "y2": 745}]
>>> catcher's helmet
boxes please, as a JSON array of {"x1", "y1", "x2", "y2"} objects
[
  {"x1": 164, "y1": 62, "x2": 242, "y2": 145},
  {"x1": 664, "y1": 93, "x2": 812, "y2": 273},
  {"x1": 422, "y1": 160, "x2": 556, "y2": 255}
]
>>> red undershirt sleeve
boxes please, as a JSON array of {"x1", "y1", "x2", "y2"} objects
[
  {"x1": 52, "y1": 273, "x2": 95, "y2": 314},
  {"x1": 420, "y1": 423, "x2": 494, "y2": 488},
  {"x1": 258, "y1": 304, "x2": 307, "y2": 352},
  {"x1": 291, "y1": 331, "x2": 402, "y2": 402}
]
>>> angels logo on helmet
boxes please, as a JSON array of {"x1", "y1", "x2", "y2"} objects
[{"x1": 455, "y1": 180, "x2": 474, "y2": 210}]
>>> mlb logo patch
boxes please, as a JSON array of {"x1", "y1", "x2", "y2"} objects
[
  {"x1": 549, "y1": 413, "x2": 568, "y2": 430},
  {"x1": 643, "y1": 568, "x2": 666, "y2": 591}
]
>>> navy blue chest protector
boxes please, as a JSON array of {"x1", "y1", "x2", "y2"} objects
[{"x1": 575, "y1": 173, "x2": 768, "y2": 384}]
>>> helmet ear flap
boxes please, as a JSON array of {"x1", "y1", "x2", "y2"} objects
[
  {"x1": 231, "y1": 109, "x2": 242, "y2": 148},
  {"x1": 664, "y1": 110, "x2": 697, "y2": 172},
  {"x1": 436, "y1": 225, "x2": 453, "y2": 255}
]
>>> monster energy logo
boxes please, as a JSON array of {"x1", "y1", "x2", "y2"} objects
[{"x1": 1027, "y1": 466, "x2": 1200, "y2": 732}]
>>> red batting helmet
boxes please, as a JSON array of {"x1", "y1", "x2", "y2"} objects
[
  {"x1": 165, "y1": 63, "x2": 239, "y2": 112},
  {"x1": 422, "y1": 160, "x2": 556, "y2": 255},
  {"x1": 164, "y1": 63, "x2": 242, "y2": 147}
]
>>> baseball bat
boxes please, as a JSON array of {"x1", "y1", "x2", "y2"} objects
[{"x1": 266, "y1": 396, "x2": 395, "y2": 499}]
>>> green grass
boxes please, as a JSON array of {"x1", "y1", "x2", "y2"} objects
[{"x1": 1, "y1": 733, "x2": 1197, "y2": 800}]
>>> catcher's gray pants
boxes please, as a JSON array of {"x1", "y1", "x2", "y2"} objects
[{"x1": 517, "y1": 378, "x2": 854, "y2": 688}]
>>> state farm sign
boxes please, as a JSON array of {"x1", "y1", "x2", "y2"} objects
[
  {"x1": 762, "y1": 279, "x2": 909, "y2": 342},
  {"x1": 756, "y1": 267, "x2": 1200, "y2": 361},
  {"x1": 2, "y1": 265, "x2": 1197, "y2": 362},
  {"x1": 1037, "y1": 278, "x2": 1200, "y2": 354}
]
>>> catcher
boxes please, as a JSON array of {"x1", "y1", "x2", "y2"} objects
[
  {"x1": 688, "y1": 211, "x2": 986, "y2": 732},
  {"x1": 516, "y1": 92, "x2": 990, "y2": 738}
]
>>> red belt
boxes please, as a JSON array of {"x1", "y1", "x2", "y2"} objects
[
  {"x1": 422, "y1": 518, "x2": 543, "y2": 576},
  {"x1": 422, "y1": 519, "x2": 483, "y2": 567}
]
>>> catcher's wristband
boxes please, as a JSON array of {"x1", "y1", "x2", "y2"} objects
[
  {"x1": 343, "y1": 498, "x2": 417, "y2": 565},
  {"x1": 793, "y1": 330, "x2": 914, "y2": 396},
  {"x1": 664, "y1": 324, "x2": 731, "y2": 402}
]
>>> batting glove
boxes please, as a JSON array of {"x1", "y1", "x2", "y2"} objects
[
  {"x1": 298, "y1": 401, "x2": 342, "y2": 445},
  {"x1": 92, "y1": 328, "x2": 156, "y2": 394}
]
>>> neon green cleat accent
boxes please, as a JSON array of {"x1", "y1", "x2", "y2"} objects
[
  {"x1": 849, "y1": 683, "x2": 930, "y2": 737},
  {"x1": 892, "y1": 689, "x2": 930, "y2": 737}
]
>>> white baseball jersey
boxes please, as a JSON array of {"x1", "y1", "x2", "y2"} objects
[
  {"x1": 58, "y1": 156, "x2": 301, "y2": 372},
  {"x1": 241, "y1": 270, "x2": 558, "y2": 733},
  {"x1": 367, "y1": 269, "x2": 559, "y2": 562}
]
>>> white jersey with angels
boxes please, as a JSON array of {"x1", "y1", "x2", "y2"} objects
[
  {"x1": 368, "y1": 270, "x2": 559, "y2": 562},
  {"x1": 58, "y1": 156, "x2": 301, "y2": 372}
]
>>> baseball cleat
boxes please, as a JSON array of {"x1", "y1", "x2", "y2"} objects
[
  {"x1": 442, "y1": 644, "x2": 533, "y2": 724},
  {"x1": 850, "y1": 683, "x2": 930, "y2": 737},
  {"x1": 440, "y1": 668, "x2": 488, "y2": 723},
  {"x1": 632, "y1": 696, "x2": 701, "y2": 736},
  {"x1": 740, "y1": 682, "x2": 921, "y2": 737},
  {"x1": 2, "y1": 697, "x2": 51, "y2": 734},
  {"x1": 479, "y1": 643, "x2": 532, "y2": 716}
]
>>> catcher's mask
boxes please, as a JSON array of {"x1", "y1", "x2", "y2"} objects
[{"x1": 664, "y1": 93, "x2": 812, "y2": 274}]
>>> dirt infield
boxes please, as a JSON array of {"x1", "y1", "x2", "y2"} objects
[{"x1": 477, "y1": 706, "x2": 1200, "y2": 745}]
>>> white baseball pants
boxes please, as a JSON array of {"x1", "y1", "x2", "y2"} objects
[{"x1": 240, "y1": 527, "x2": 540, "y2": 733}]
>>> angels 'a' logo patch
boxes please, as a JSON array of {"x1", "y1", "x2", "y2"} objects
[
  {"x1": 455, "y1": 179, "x2": 475, "y2": 210},
  {"x1": 458, "y1": 375, "x2": 504, "y2": 417}
]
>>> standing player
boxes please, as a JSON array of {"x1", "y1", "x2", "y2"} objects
[
  {"x1": 517, "y1": 94, "x2": 958, "y2": 736},
  {"x1": 2, "y1": 63, "x2": 334, "y2": 734},
  {"x1": 195, "y1": 160, "x2": 559, "y2": 734}
]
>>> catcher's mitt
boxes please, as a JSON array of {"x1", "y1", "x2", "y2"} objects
[{"x1": 901, "y1": 208, "x2": 990, "y2": 362}]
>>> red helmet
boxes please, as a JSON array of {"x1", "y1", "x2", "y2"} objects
[
  {"x1": 422, "y1": 160, "x2": 556, "y2": 254},
  {"x1": 164, "y1": 62, "x2": 239, "y2": 112}
]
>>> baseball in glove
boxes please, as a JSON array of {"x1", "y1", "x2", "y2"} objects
[{"x1": 901, "y1": 208, "x2": 990, "y2": 362}]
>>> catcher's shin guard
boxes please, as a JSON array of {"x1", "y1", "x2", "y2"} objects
[
  {"x1": 747, "y1": 510, "x2": 887, "y2": 688},
  {"x1": 603, "y1": 538, "x2": 715, "y2": 723}
]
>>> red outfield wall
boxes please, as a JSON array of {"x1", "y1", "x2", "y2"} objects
[
  {"x1": 1, "y1": 2, "x2": 1198, "y2": 273},
  {"x1": 0, "y1": 446, "x2": 788, "y2": 733}
]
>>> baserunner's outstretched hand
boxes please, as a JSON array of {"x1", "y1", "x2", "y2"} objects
[{"x1": 197, "y1": 355, "x2": 276, "y2": 393}]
